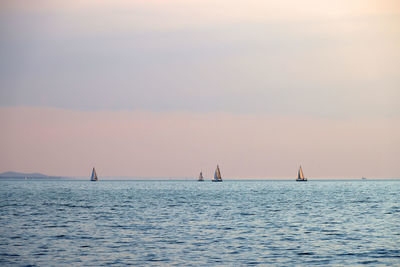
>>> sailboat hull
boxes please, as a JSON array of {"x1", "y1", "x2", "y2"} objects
[
  {"x1": 212, "y1": 180, "x2": 222, "y2": 182},
  {"x1": 296, "y1": 179, "x2": 307, "y2": 182}
]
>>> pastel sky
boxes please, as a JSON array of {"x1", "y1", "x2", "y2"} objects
[{"x1": 0, "y1": 0, "x2": 399, "y2": 178}]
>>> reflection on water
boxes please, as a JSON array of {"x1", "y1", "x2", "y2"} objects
[{"x1": 0, "y1": 180, "x2": 399, "y2": 265}]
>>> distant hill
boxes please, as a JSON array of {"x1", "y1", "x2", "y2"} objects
[{"x1": 0, "y1": 171, "x2": 63, "y2": 179}]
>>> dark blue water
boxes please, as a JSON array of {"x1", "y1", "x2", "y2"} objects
[{"x1": 0, "y1": 180, "x2": 399, "y2": 266}]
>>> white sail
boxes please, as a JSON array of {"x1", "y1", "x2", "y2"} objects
[
  {"x1": 91, "y1": 167, "x2": 98, "y2": 181},
  {"x1": 213, "y1": 165, "x2": 222, "y2": 182}
]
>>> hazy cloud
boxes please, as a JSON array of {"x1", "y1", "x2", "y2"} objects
[{"x1": 1, "y1": 0, "x2": 399, "y2": 118}]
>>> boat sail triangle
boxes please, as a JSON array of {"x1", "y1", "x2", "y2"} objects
[
  {"x1": 90, "y1": 167, "x2": 98, "y2": 181},
  {"x1": 212, "y1": 165, "x2": 223, "y2": 182},
  {"x1": 296, "y1": 166, "x2": 307, "y2": 182}
]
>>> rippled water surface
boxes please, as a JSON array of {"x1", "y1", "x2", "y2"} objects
[{"x1": 1, "y1": 180, "x2": 399, "y2": 266}]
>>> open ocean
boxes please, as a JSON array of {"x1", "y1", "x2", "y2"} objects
[{"x1": 0, "y1": 180, "x2": 399, "y2": 266}]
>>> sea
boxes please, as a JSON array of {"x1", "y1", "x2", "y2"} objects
[{"x1": 0, "y1": 180, "x2": 399, "y2": 266}]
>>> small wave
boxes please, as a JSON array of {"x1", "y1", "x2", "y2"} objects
[
  {"x1": 358, "y1": 260, "x2": 379, "y2": 264},
  {"x1": 34, "y1": 253, "x2": 47, "y2": 256},
  {"x1": 297, "y1": 252, "x2": 315, "y2": 256},
  {"x1": 239, "y1": 212, "x2": 255, "y2": 216},
  {"x1": 1, "y1": 252, "x2": 19, "y2": 257},
  {"x1": 246, "y1": 261, "x2": 261, "y2": 265}
]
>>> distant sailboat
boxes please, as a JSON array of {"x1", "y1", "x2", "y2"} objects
[
  {"x1": 296, "y1": 166, "x2": 307, "y2": 182},
  {"x1": 198, "y1": 171, "x2": 204, "y2": 181},
  {"x1": 90, "y1": 167, "x2": 98, "y2": 181},
  {"x1": 212, "y1": 165, "x2": 223, "y2": 182}
]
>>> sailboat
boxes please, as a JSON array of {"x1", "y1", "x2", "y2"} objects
[
  {"x1": 198, "y1": 171, "x2": 204, "y2": 181},
  {"x1": 212, "y1": 165, "x2": 223, "y2": 182},
  {"x1": 296, "y1": 166, "x2": 307, "y2": 182},
  {"x1": 90, "y1": 167, "x2": 98, "y2": 181}
]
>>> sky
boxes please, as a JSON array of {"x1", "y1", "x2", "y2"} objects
[{"x1": 0, "y1": 0, "x2": 399, "y2": 179}]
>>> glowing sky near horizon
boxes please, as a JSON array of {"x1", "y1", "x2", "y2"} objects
[{"x1": 0, "y1": 0, "x2": 399, "y2": 178}]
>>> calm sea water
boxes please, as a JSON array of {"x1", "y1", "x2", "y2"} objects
[{"x1": 0, "y1": 180, "x2": 399, "y2": 266}]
